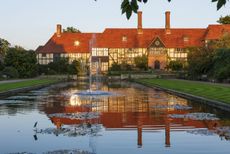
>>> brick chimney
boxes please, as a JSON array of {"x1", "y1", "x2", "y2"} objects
[
  {"x1": 165, "y1": 11, "x2": 171, "y2": 34},
  {"x1": 137, "y1": 11, "x2": 143, "y2": 34},
  {"x1": 56, "y1": 24, "x2": 62, "y2": 37}
]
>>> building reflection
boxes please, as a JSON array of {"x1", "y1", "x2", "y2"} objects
[{"x1": 41, "y1": 92, "x2": 220, "y2": 148}]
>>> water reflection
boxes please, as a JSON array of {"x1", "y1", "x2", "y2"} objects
[
  {"x1": 38, "y1": 82, "x2": 229, "y2": 148},
  {"x1": 44, "y1": 149, "x2": 94, "y2": 154},
  {"x1": 0, "y1": 82, "x2": 230, "y2": 153}
]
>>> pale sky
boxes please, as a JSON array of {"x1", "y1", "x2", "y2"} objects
[{"x1": 0, "y1": 0, "x2": 229, "y2": 50}]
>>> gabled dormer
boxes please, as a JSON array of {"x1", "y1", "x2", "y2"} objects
[
  {"x1": 148, "y1": 36, "x2": 166, "y2": 55},
  {"x1": 148, "y1": 36, "x2": 165, "y2": 48}
]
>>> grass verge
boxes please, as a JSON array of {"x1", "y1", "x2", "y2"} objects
[
  {"x1": 136, "y1": 79, "x2": 230, "y2": 104},
  {"x1": 0, "y1": 79, "x2": 59, "y2": 92}
]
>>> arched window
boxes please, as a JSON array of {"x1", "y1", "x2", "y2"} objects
[{"x1": 154, "y1": 60, "x2": 160, "y2": 69}]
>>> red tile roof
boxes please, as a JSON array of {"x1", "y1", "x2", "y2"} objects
[
  {"x1": 37, "y1": 25, "x2": 230, "y2": 53},
  {"x1": 35, "y1": 45, "x2": 44, "y2": 52},
  {"x1": 96, "y1": 28, "x2": 206, "y2": 48},
  {"x1": 205, "y1": 24, "x2": 230, "y2": 40},
  {"x1": 37, "y1": 32, "x2": 101, "y2": 53}
]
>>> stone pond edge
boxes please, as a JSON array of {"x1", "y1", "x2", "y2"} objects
[
  {"x1": 133, "y1": 80, "x2": 230, "y2": 112},
  {"x1": 0, "y1": 80, "x2": 63, "y2": 99}
]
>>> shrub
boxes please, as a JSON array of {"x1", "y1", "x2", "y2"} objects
[
  {"x1": 121, "y1": 61, "x2": 132, "y2": 71},
  {"x1": 1, "y1": 67, "x2": 19, "y2": 78},
  {"x1": 187, "y1": 47, "x2": 215, "y2": 79},
  {"x1": 134, "y1": 55, "x2": 148, "y2": 70},
  {"x1": 4, "y1": 47, "x2": 38, "y2": 78},
  {"x1": 214, "y1": 66, "x2": 230, "y2": 81},
  {"x1": 0, "y1": 61, "x2": 4, "y2": 71},
  {"x1": 47, "y1": 69, "x2": 57, "y2": 75},
  {"x1": 67, "y1": 60, "x2": 81, "y2": 75},
  {"x1": 109, "y1": 63, "x2": 121, "y2": 72},
  {"x1": 47, "y1": 57, "x2": 70, "y2": 74},
  {"x1": 212, "y1": 49, "x2": 230, "y2": 81},
  {"x1": 168, "y1": 60, "x2": 183, "y2": 71},
  {"x1": 38, "y1": 64, "x2": 49, "y2": 75}
]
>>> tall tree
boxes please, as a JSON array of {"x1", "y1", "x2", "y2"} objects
[
  {"x1": 187, "y1": 47, "x2": 215, "y2": 79},
  {"x1": 48, "y1": 57, "x2": 69, "y2": 74},
  {"x1": 0, "y1": 38, "x2": 10, "y2": 62},
  {"x1": 210, "y1": 33, "x2": 230, "y2": 49},
  {"x1": 134, "y1": 55, "x2": 148, "y2": 70},
  {"x1": 4, "y1": 47, "x2": 38, "y2": 78},
  {"x1": 217, "y1": 15, "x2": 230, "y2": 24},
  {"x1": 63, "y1": 27, "x2": 81, "y2": 33},
  {"x1": 211, "y1": 48, "x2": 230, "y2": 81}
]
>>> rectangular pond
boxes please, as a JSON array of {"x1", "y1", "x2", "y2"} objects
[{"x1": 0, "y1": 82, "x2": 229, "y2": 154}]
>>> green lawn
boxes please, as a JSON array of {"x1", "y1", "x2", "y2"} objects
[
  {"x1": 137, "y1": 79, "x2": 230, "y2": 104},
  {"x1": 0, "y1": 79, "x2": 59, "y2": 92}
]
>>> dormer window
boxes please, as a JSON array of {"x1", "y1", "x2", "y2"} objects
[
  {"x1": 183, "y1": 36, "x2": 189, "y2": 42},
  {"x1": 122, "y1": 36, "x2": 127, "y2": 42},
  {"x1": 74, "y1": 40, "x2": 80, "y2": 46}
]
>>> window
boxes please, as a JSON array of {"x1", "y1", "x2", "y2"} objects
[
  {"x1": 92, "y1": 48, "x2": 109, "y2": 56},
  {"x1": 92, "y1": 48, "x2": 97, "y2": 56},
  {"x1": 53, "y1": 53, "x2": 61, "y2": 62},
  {"x1": 42, "y1": 53, "x2": 46, "y2": 57},
  {"x1": 74, "y1": 40, "x2": 80, "y2": 46},
  {"x1": 183, "y1": 36, "x2": 189, "y2": 42},
  {"x1": 176, "y1": 48, "x2": 184, "y2": 52},
  {"x1": 122, "y1": 36, "x2": 127, "y2": 42},
  {"x1": 97, "y1": 50, "x2": 104, "y2": 56}
]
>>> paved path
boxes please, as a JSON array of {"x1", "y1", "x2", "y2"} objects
[{"x1": 0, "y1": 78, "x2": 36, "y2": 84}]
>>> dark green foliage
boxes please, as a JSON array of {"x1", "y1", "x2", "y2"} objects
[
  {"x1": 214, "y1": 66, "x2": 230, "y2": 81},
  {"x1": 187, "y1": 46, "x2": 230, "y2": 81},
  {"x1": 187, "y1": 47, "x2": 215, "y2": 79},
  {"x1": 48, "y1": 57, "x2": 69, "y2": 74},
  {"x1": 41, "y1": 58, "x2": 80, "y2": 75},
  {"x1": 217, "y1": 15, "x2": 230, "y2": 24},
  {"x1": 212, "y1": 0, "x2": 227, "y2": 10},
  {"x1": 121, "y1": 0, "x2": 150, "y2": 19},
  {"x1": 95, "y1": 0, "x2": 227, "y2": 19},
  {"x1": 187, "y1": 34, "x2": 230, "y2": 81},
  {"x1": 47, "y1": 69, "x2": 57, "y2": 75},
  {"x1": 109, "y1": 61, "x2": 133, "y2": 73},
  {"x1": 121, "y1": 0, "x2": 149, "y2": 19},
  {"x1": 134, "y1": 55, "x2": 148, "y2": 70},
  {"x1": 4, "y1": 47, "x2": 38, "y2": 78},
  {"x1": 119, "y1": 0, "x2": 226, "y2": 19},
  {"x1": 0, "y1": 38, "x2": 10, "y2": 61},
  {"x1": 0, "y1": 61, "x2": 4, "y2": 71},
  {"x1": 67, "y1": 60, "x2": 81, "y2": 75},
  {"x1": 212, "y1": 49, "x2": 230, "y2": 81},
  {"x1": 38, "y1": 64, "x2": 49, "y2": 75},
  {"x1": 168, "y1": 60, "x2": 183, "y2": 71},
  {"x1": 109, "y1": 63, "x2": 121, "y2": 71},
  {"x1": 121, "y1": 61, "x2": 133, "y2": 71},
  {"x1": 1, "y1": 67, "x2": 19, "y2": 78},
  {"x1": 210, "y1": 33, "x2": 230, "y2": 49},
  {"x1": 63, "y1": 27, "x2": 81, "y2": 33}
]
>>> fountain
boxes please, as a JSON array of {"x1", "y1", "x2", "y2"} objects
[{"x1": 72, "y1": 34, "x2": 114, "y2": 97}]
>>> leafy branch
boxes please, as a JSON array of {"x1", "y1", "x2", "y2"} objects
[
  {"x1": 120, "y1": 0, "x2": 227, "y2": 19},
  {"x1": 212, "y1": 0, "x2": 228, "y2": 10}
]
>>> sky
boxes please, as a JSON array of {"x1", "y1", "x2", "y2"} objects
[{"x1": 0, "y1": 0, "x2": 230, "y2": 50}]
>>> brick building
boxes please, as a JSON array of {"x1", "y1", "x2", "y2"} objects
[{"x1": 36, "y1": 11, "x2": 230, "y2": 72}]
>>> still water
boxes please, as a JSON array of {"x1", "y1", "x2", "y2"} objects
[{"x1": 0, "y1": 82, "x2": 229, "y2": 154}]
